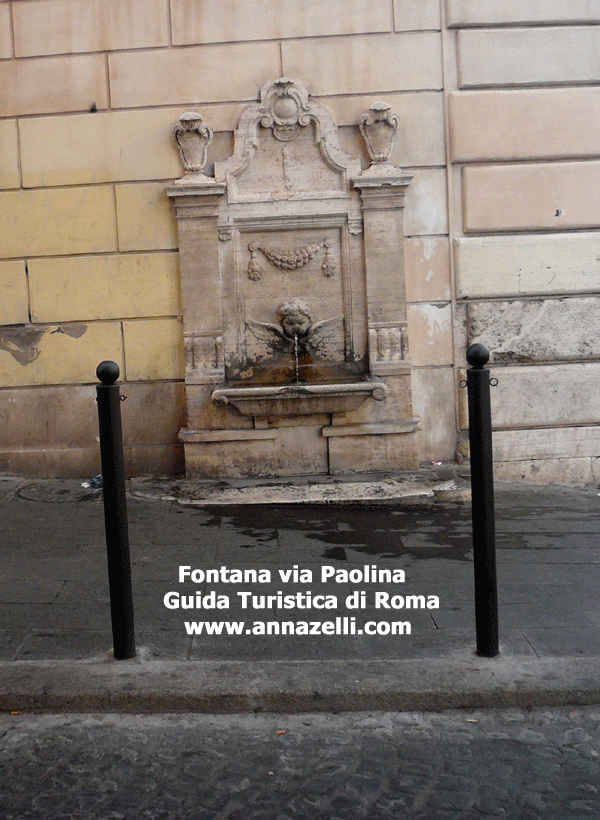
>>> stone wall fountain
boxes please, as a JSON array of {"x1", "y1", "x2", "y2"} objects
[{"x1": 167, "y1": 78, "x2": 420, "y2": 478}]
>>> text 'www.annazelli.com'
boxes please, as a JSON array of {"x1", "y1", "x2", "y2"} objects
[{"x1": 184, "y1": 618, "x2": 411, "y2": 636}]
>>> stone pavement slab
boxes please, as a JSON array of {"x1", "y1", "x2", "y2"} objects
[{"x1": 0, "y1": 476, "x2": 599, "y2": 712}]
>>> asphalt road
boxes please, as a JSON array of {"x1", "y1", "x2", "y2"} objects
[{"x1": 2, "y1": 705, "x2": 599, "y2": 819}]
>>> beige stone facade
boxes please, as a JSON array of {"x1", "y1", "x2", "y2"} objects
[{"x1": 0, "y1": 0, "x2": 599, "y2": 482}]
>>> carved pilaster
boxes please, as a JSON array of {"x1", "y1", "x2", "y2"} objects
[
  {"x1": 352, "y1": 171, "x2": 412, "y2": 330},
  {"x1": 166, "y1": 181, "x2": 226, "y2": 338}
]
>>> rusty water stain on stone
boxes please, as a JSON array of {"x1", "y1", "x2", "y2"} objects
[
  {"x1": 51, "y1": 323, "x2": 88, "y2": 339},
  {"x1": 0, "y1": 325, "x2": 45, "y2": 365}
]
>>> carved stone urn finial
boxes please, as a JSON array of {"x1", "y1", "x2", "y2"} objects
[
  {"x1": 359, "y1": 102, "x2": 399, "y2": 166},
  {"x1": 174, "y1": 112, "x2": 213, "y2": 177}
]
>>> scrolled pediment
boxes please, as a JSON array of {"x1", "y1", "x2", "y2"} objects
[{"x1": 213, "y1": 77, "x2": 362, "y2": 198}]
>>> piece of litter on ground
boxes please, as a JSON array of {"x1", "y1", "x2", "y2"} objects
[
  {"x1": 466, "y1": 719, "x2": 478, "y2": 723},
  {"x1": 276, "y1": 730, "x2": 287, "y2": 735}
]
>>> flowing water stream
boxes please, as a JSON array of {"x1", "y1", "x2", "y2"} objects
[{"x1": 293, "y1": 332, "x2": 300, "y2": 383}]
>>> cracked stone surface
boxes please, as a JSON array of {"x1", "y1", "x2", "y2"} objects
[{"x1": 468, "y1": 297, "x2": 600, "y2": 363}]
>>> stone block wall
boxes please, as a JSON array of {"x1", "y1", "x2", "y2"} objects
[
  {"x1": 449, "y1": 0, "x2": 600, "y2": 483},
  {"x1": 0, "y1": 0, "x2": 598, "y2": 482}
]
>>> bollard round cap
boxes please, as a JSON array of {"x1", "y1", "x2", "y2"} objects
[
  {"x1": 96, "y1": 360, "x2": 120, "y2": 385},
  {"x1": 466, "y1": 343, "x2": 490, "y2": 369}
]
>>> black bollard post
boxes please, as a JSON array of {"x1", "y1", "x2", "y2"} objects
[
  {"x1": 96, "y1": 360, "x2": 136, "y2": 660},
  {"x1": 466, "y1": 344, "x2": 499, "y2": 658}
]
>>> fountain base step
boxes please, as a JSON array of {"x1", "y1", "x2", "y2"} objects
[
  {"x1": 131, "y1": 465, "x2": 470, "y2": 506},
  {"x1": 179, "y1": 415, "x2": 420, "y2": 479}
]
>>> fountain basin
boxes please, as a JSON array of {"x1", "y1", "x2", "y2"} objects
[{"x1": 211, "y1": 379, "x2": 388, "y2": 417}]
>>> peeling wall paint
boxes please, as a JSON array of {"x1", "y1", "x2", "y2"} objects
[
  {"x1": 51, "y1": 324, "x2": 88, "y2": 340},
  {"x1": 0, "y1": 323, "x2": 88, "y2": 366},
  {"x1": 0, "y1": 325, "x2": 45, "y2": 365}
]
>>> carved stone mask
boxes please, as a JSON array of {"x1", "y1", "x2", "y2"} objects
[{"x1": 277, "y1": 299, "x2": 313, "y2": 338}]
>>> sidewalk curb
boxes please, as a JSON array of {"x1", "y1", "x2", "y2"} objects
[{"x1": 1, "y1": 655, "x2": 599, "y2": 714}]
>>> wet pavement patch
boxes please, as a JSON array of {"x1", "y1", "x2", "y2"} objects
[{"x1": 200, "y1": 502, "x2": 474, "y2": 561}]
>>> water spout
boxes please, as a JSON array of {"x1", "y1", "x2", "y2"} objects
[{"x1": 293, "y1": 332, "x2": 300, "y2": 383}]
